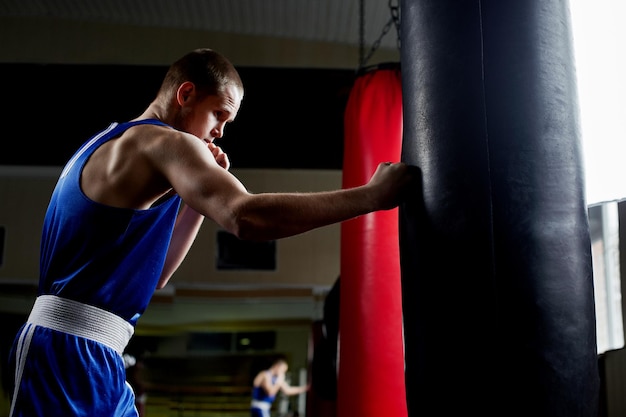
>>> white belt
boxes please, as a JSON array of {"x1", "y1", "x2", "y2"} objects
[
  {"x1": 251, "y1": 400, "x2": 271, "y2": 411},
  {"x1": 27, "y1": 294, "x2": 134, "y2": 356}
]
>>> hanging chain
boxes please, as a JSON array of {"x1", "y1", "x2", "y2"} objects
[
  {"x1": 359, "y1": 0, "x2": 366, "y2": 67},
  {"x1": 360, "y1": 0, "x2": 401, "y2": 68},
  {"x1": 391, "y1": 0, "x2": 401, "y2": 50}
]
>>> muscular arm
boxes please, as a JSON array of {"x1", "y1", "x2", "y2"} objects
[
  {"x1": 157, "y1": 203, "x2": 204, "y2": 289},
  {"x1": 83, "y1": 125, "x2": 413, "y2": 286},
  {"x1": 255, "y1": 371, "x2": 284, "y2": 397},
  {"x1": 280, "y1": 382, "x2": 310, "y2": 396},
  {"x1": 157, "y1": 140, "x2": 230, "y2": 288},
  {"x1": 160, "y1": 131, "x2": 413, "y2": 242}
]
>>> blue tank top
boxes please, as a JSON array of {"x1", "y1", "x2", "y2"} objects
[
  {"x1": 39, "y1": 119, "x2": 182, "y2": 325},
  {"x1": 251, "y1": 372, "x2": 278, "y2": 404}
]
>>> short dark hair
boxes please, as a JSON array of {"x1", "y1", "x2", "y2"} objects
[
  {"x1": 158, "y1": 48, "x2": 243, "y2": 99},
  {"x1": 271, "y1": 356, "x2": 288, "y2": 368}
]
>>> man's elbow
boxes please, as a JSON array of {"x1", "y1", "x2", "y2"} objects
[{"x1": 223, "y1": 211, "x2": 273, "y2": 242}]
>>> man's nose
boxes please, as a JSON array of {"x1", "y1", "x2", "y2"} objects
[{"x1": 212, "y1": 124, "x2": 225, "y2": 138}]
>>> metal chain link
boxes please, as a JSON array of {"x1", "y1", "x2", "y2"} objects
[{"x1": 360, "y1": 0, "x2": 401, "y2": 68}]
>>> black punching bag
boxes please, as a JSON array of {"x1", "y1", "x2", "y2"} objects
[{"x1": 399, "y1": 1, "x2": 599, "y2": 416}]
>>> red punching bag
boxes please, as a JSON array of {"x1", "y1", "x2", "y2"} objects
[{"x1": 338, "y1": 65, "x2": 407, "y2": 417}]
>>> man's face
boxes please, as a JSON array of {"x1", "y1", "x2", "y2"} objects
[{"x1": 178, "y1": 83, "x2": 242, "y2": 142}]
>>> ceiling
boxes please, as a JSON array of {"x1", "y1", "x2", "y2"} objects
[
  {"x1": 0, "y1": 0, "x2": 403, "y2": 169},
  {"x1": 0, "y1": 0, "x2": 401, "y2": 53}
]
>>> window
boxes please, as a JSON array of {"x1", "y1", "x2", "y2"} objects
[
  {"x1": 589, "y1": 201, "x2": 624, "y2": 353},
  {"x1": 216, "y1": 230, "x2": 276, "y2": 270}
]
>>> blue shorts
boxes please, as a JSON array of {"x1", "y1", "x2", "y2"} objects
[
  {"x1": 251, "y1": 406, "x2": 271, "y2": 417},
  {"x1": 9, "y1": 322, "x2": 138, "y2": 416},
  {"x1": 250, "y1": 398, "x2": 273, "y2": 417}
]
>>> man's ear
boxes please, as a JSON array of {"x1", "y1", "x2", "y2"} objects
[{"x1": 176, "y1": 81, "x2": 195, "y2": 106}]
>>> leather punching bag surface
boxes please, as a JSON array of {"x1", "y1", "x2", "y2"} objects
[
  {"x1": 338, "y1": 66, "x2": 408, "y2": 417},
  {"x1": 399, "y1": 1, "x2": 599, "y2": 416}
]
